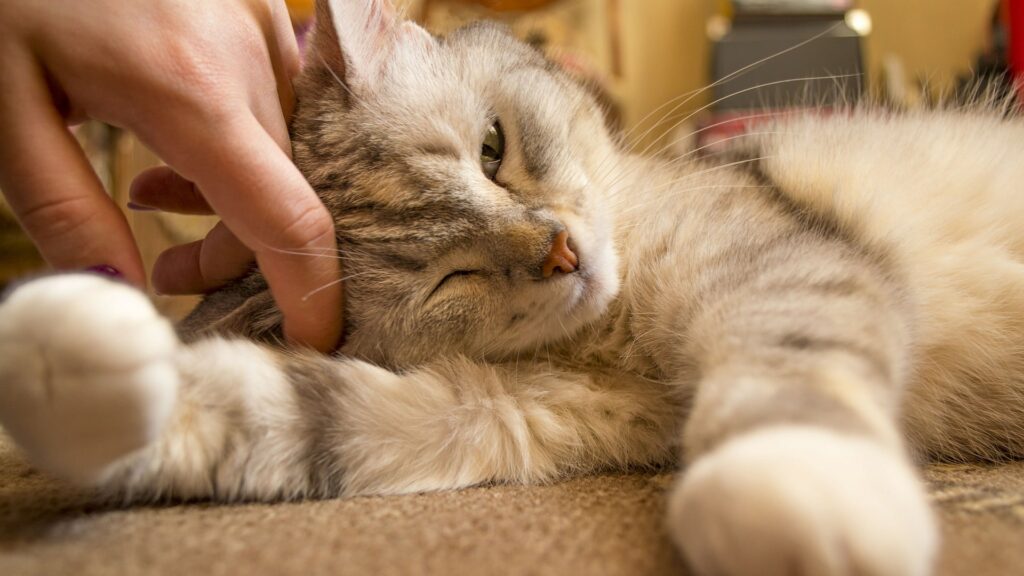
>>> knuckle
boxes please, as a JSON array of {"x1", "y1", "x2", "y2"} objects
[
  {"x1": 271, "y1": 202, "x2": 335, "y2": 250},
  {"x1": 152, "y1": 31, "x2": 235, "y2": 116},
  {"x1": 161, "y1": 58, "x2": 227, "y2": 119},
  {"x1": 163, "y1": 37, "x2": 214, "y2": 88},
  {"x1": 17, "y1": 195, "x2": 96, "y2": 243}
]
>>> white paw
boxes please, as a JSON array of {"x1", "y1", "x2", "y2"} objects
[
  {"x1": 669, "y1": 426, "x2": 937, "y2": 576},
  {"x1": 0, "y1": 274, "x2": 179, "y2": 483}
]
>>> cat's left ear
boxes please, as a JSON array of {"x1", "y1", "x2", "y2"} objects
[{"x1": 312, "y1": 0, "x2": 435, "y2": 94}]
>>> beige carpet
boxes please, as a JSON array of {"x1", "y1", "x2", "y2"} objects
[{"x1": 1, "y1": 434, "x2": 1023, "y2": 576}]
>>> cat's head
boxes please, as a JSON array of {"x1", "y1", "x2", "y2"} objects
[{"x1": 288, "y1": 0, "x2": 621, "y2": 365}]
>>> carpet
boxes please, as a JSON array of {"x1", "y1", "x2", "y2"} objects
[{"x1": 1, "y1": 434, "x2": 1023, "y2": 576}]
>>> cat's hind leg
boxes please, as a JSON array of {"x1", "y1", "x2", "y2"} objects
[
  {"x1": 658, "y1": 229, "x2": 939, "y2": 575},
  {"x1": 0, "y1": 274, "x2": 179, "y2": 483}
]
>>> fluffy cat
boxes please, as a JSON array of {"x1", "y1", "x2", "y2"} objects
[{"x1": 2, "y1": 1, "x2": 1023, "y2": 575}]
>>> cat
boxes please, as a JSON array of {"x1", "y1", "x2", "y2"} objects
[{"x1": 2, "y1": 1, "x2": 1024, "y2": 575}]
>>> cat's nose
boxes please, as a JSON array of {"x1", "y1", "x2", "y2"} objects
[{"x1": 542, "y1": 230, "x2": 579, "y2": 278}]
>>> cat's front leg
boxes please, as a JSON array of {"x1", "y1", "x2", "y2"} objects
[
  {"x1": 0, "y1": 275, "x2": 676, "y2": 501},
  {"x1": 0, "y1": 273, "x2": 360, "y2": 500},
  {"x1": 0, "y1": 274, "x2": 180, "y2": 483},
  {"x1": 664, "y1": 250, "x2": 938, "y2": 576},
  {"x1": 670, "y1": 404, "x2": 936, "y2": 576}
]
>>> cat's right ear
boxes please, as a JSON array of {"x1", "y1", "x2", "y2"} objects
[{"x1": 312, "y1": 0, "x2": 435, "y2": 95}]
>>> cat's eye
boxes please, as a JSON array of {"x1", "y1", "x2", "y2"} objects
[
  {"x1": 429, "y1": 269, "x2": 480, "y2": 299},
  {"x1": 439, "y1": 270, "x2": 478, "y2": 286},
  {"x1": 481, "y1": 121, "x2": 505, "y2": 180}
]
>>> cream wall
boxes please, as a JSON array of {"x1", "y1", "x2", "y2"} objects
[
  {"x1": 615, "y1": 0, "x2": 998, "y2": 148},
  {"x1": 618, "y1": 0, "x2": 715, "y2": 149},
  {"x1": 860, "y1": 0, "x2": 995, "y2": 94}
]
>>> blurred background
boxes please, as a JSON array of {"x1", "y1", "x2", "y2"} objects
[{"x1": 0, "y1": 0, "x2": 1016, "y2": 318}]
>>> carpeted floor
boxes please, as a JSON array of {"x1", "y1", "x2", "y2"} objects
[{"x1": 1, "y1": 434, "x2": 1023, "y2": 576}]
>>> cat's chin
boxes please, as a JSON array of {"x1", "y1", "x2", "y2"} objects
[
  {"x1": 566, "y1": 269, "x2": 618, "y2": 328},
  {"x1": 553, "y1": 229, "x2": 620, "y2": 333},
  {"x1": 571, "y1": 230, "x2": 621, "y2": 323},
  {"x1": 509, "y1": 237, "x2": 621, "y2": 353}
]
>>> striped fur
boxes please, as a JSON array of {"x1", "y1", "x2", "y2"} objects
[{"x1": 4, "y1": 2, "x2": 1024, "y2": 575}]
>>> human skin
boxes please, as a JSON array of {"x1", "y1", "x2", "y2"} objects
[{"x1": 0, "y1": 0, "x2": 342, "y2": 352}]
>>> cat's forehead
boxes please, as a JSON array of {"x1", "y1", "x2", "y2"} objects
[
  {"x1": 367, "y1": 24, "x2": 567, "y2": 136},
  {"x1": 343, "y1": 27, "x2": 580, "y2": 198}
]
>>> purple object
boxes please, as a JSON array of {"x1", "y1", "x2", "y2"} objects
[
  {"x1": 295, "y1": 20, "x2": 314, "y2": 64},
  {"x1": 85, "y1": 265, "x2": 123, "y2": 279}
]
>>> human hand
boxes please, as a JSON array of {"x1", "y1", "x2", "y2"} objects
[{"x1": 0, "y1": 0, "x2": 342, "y2": 352}]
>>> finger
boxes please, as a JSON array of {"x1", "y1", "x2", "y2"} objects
[
  {"x1": 129, "y1": 166, "x2": 214, "y2": 214},
  {"x1": 150, "y1": 111, "x2": 341, "y2": 352},
  {"x1": 151, "y1": 220, "x2": 254, "y2": 294},
  {"x1": 268, "y1": 0, "x2": 302, "y2": 120},
  {"x1": 244, "y1": 0, "x2": 301, "y2": 154},
  {"x1": 0, "y1": 54, "x2": 145, "y2": 286},
  {"x1": 244, "y1": 13, "x2": 344, "y2": 350}
]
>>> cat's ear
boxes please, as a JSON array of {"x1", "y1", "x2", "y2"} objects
[{"x1": 312, "y1": 0, "x2": 435, "y2": 93}]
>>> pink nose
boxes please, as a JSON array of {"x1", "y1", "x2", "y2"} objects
[{"x1": 542, "y1": 231, "x2": 579, "y2": 278}]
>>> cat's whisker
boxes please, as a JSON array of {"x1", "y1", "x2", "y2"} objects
[
  {"x1": 300, "y1": 270, "x2": 380, "y2": 302},
  {"x1": 620, "y1": 87, "x2": 719, "y2": 148},
  {"x1": 660, "y1": 130, "x2": 781, "y2": 169},
  {"x1": 318, "y1": 54, "x2": 359, "y2": 102},
  {"x1": 254, "y1": 242, "x2": 382, "y2": 264},
  {"x1": 554, "y1": 312, "x2": 572, "y2": 344},
  {"x1": 319, "y1": 48, "x2": 415, "y2": 133},
  {"x1": 621, "y1": 22, "x2": 843, "y2": 153},
  {"x1": 652, "y1": 109, "x2": 803, "y2": 158},
  {"x1": 261, "y1": 246, "x2": 346, "y2": 259},
  {"x1": 593, "y1": 103, "x2": 821, "y2": 197},
  {"x1": 615, "y1": 184, "x2": 777, "y2": 219},
  {"x1": 614, "y1": 185, "x2": 773, "y2": 220},
  {"x1": 544, "y1": 339, "x2": 553, "y2": 374},
  {"x1": 635, "y1": 73, "x2": 862, "y2": 159},
  {"x1": 608, "y1": 156, "x2": 777, "y2": 213}
]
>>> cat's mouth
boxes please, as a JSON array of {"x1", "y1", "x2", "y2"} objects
[
  {"x1": 562, "y1": 227, "x2": 620, "y2": 324},
  {"x1": 546, "y1": 245, "x2": 604, "y2": 317},
  {"x1": 503, "y1": 222, "x2": 618, "y2": 351}
]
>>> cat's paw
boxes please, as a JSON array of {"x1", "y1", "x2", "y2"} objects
[
  {"x1": 0, "y1": 274, "x2": 179, "y2": 483},
  {"x1": 668, "y1": 426, "x2": 937, "y2": 576}
]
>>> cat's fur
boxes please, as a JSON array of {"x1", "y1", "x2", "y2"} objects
[{"x1": 2, "y1": 1, "x2": 1023, "y2": 575}]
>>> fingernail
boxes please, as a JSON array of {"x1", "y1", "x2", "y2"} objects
[
  {"x1": 85, "y1": 265, "x2": 124, "y2": 279},
  {"x1": 127, "y1": 201, "x2": 156, "y2": 212}
]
